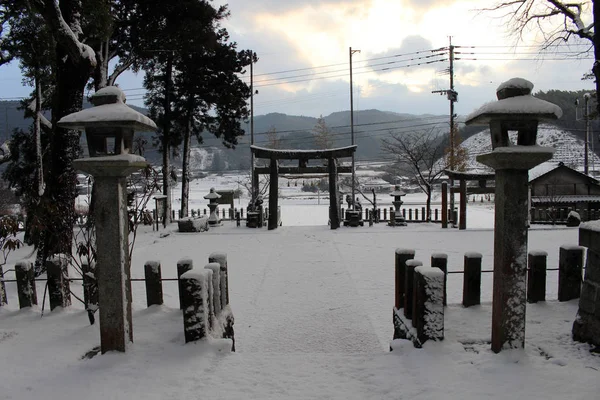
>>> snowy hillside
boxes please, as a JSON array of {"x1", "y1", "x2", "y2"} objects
[{"x1": 460, "y1": 124, "x2": 600, "y2": 172}]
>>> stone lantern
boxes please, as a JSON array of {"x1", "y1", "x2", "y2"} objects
[
  {"x1": 465, "y1": 78, "x2": 561, "y2": 353},
  {"x1": 389, "y1": 185, "x2": 407, "y2": 226},
  {"x1": 58, "y1": 86, "x2": 157, "y2": 354},
  {"x1": 204, "y1": 188, "x2": 222, "y2": 226}
]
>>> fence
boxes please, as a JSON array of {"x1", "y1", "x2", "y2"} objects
[
  {"x1": 0, "y1": 253, "x2": 235, "y2": 349},
  {"x1": 531, "y1": 206, "x2": 600, "y2": 224},
  {"x1": 341, "y1": 207, "x2": 442, "y2": 223},
  {"x1": 392, "y1": 245, "x2": 586, "y2": 347}
]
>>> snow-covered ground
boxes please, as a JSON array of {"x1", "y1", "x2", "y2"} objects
[{"x1": 2, "y1": 174, "x2": 599, "y2": 400}]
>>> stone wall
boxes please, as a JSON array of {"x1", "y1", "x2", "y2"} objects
[{"x1": 572, "y1": 221, "x2": 600, "y2": 347}]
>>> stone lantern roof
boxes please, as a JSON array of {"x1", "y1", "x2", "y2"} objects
[
  {"x1": 465, "y1": 78, "x2": 562, "y2": 126},
  {"x1": 390, "y1": 185, "x2": 406, "y2": 197},
  {"x1": 204, "y1": 188, "x2": 222, "y2": 200},
  {"x1": 57, "y1": 86, "x2": 157, "y2": 131}
]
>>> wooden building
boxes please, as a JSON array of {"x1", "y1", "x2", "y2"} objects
[{"x1": 529, "y1": 162, "x2": 600, "y2": 223}]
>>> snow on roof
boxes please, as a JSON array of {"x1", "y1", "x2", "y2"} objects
[
  {"x1": 529, "y1": 161, "x2": 561, "y2": 181},
  {"x1": 531, "y1": 195, "x2": 600, "y2": 203}
]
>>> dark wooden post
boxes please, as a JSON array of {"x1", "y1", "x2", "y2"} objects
[
  {"x1": 527, "y1": 251, "x2": 547, "y2": 303},
  {"x1": 177, "y1": 258, "x2": 194, "y2": 310},
  {"x1": 46, "y1": 256, "x2": 71, "y2": 310},
  {"x1": 462, "y1": 252, "x2": 482, "y2": 307},
  {"x1": 144, "y1": 261, "x2": 163, "y2": 307},
  {"x1": 421, "y1": 207, "x2": 426, "y2": 221},
  {"x1": 459, "y1": 178, "x2": 467, "y2": 230},
  {"x1": 203, "y1": 268, "x2": 214, "y2": 329},
  {"x1": 404, "y1": 259, "x2": 423, "y2": 319},
  {"x1": 383, "y1": 208, "x2": 387, "y2": 221},
  {"x1": 415, "y1": 208, "x2": 419, "y2": 221},
  {"x1": 395, "y1": 249, "x2": 415, "y2": 309},
  {"x1": 558, "y1": 245, "x2": 585, "y2": 302},
  {"x1": 442, "y1": 181, "x2": 448, "y2": 228},
  {"x1": 408, "y1": 209, "x2": 413, "y2": 221},
  {"x1": 15, "y1": 261, "x2": 37, "y2": 308},
  {"x1": 390, "y1": 210, "x2": 395, "y2": 227},
  {"x1": 413, "y1": 266, "x2": 445, "y2": 343},
  {"x1": 180, "y1": 269, "x2": 210, "y2": 343},
  {"x1": 434, "y1": 208, "x2": 439, "y2": 222},
  {"x1": 205, "y1": 263, "x2": 221, "y2": 315},
  {"x1": 82, "y1": 262, "x2": 98, "y2": 314},
  {"x1": 369, "y1": 210, "x2": 373, "y2": 227},
  {"x1": 0, "y1": 265, "x2": 7, "y2": 306},
  {"x1": 431, "y1": 253, "x2": 448, "y2": 306},
  {"x1": 268, "y1": 158, "x2": 279, "y2": 230},
  {"x1": 209, "y1": 252, "x2": 229, "y2": 307},
  {"x1": 328, "y1": 157, "x2": 340, "y2": 229}
]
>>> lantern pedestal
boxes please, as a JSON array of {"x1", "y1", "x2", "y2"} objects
[
  {"x1": 74, "y1": 155, "x2": 148, "y2": 353},
  {"x1": 477, "y1": 148, "x2": 554, "y2": 353}
]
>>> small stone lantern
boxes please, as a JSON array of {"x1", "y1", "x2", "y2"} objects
[
  {"x1": 465, "y1": 78, "x2": 561, "y2": 353},
  {"x1": 389, "y1": 185, "x2": 407, "y2": 226},
  {"x1": 204, "y1": 188, "x2": 222, "y2": 226},
  {"x1": 58, "y1": 86, "x2": 157, "y2": 354}
]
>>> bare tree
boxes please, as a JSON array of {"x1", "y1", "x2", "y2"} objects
[
  {"x1": 381, "y1": 128, "x2": 446, "y2": 221},
  {"x1": 482, "y1": 1, "x2": 599, "y2": 115}
]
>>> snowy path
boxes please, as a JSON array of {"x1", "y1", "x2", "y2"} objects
[{"x1": 239, "y1": 228, "x2": 384, "y2": 353}]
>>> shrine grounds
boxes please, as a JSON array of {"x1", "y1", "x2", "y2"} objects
[{"x1": 0, "y1": 174, "x2": 598, "y2": 400}]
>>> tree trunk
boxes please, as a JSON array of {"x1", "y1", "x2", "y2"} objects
[
  {"x1": 594, "y1": 0, "x2": 600, "y2": 118},
  {"x1": 181, "y1": 102, "x2": 193, "y2": 218},
  {"x1": 162, "y1": 54, "x2": 173, "y2": 225},
  {"x1": 426, "y1": 184, "x2": 432, "y2": 222},
  {"x1": 44, "y1": 46, "x2": 90, "y2": 256}
]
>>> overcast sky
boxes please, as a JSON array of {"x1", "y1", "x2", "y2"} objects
[{"x1": 0, "y1": 0, "x2": 595, "y2": 118}]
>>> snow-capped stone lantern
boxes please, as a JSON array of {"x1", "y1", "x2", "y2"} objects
[
  {"x1": 58, "y1": 86, "x2": 157, "y2": 354},
  {"x1": 390, "y1": 185, "x2": 407, "y2": 226},
  {"x1": 204, "y1": 188, "x2": 222, "y2": 226},
  {"x1": 465, "y1": 78, "x2": 561, "y2": 354}
]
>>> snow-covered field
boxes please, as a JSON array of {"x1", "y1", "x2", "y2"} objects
[{"x1": 2, "y1": 174, "x2": 599, "y2": 400}]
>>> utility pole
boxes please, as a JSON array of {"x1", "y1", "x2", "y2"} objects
[
  {"x1": 585, "y1": 93, "x2": 590, "y2": 175},
  {"x1": 250, "y1": 51, "x2": 256, "y2": 204},
  {"x1": 432, "y1": 37, "x2": 458, "y2": 225},
  {"x1": 162, "y1": 51, "x2": 173, "y2": 227},
  {"x1": 349, "y1": 46, "x2": 360, "y2": 210}
]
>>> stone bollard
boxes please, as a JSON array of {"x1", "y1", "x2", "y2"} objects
[
  {"x1": 144, "y1": 261, "x2": 163, "y2": 307},
  {"x1": 15, "y1": 260, "x2": 37, "y2": 309},
  {"x1": 413, "y1": 266, "x2": 445, "y2": 344},
  {"x1": 204, "y1": 268, "x2": 214, "y2": 329},
  {"x1": 177, "y1": 258, "x2": 194, "y2": 310},
  {"x1": 180, "y1": 269, "x2": 211, "y2": 343},
  {"x1": 463, "y1": 252, "x2": 482, "y2": 307},
  {"x1": 527, "y1": 251, "x2": 547, "y2": 303},
  {"x1": 441, "y1": 182, "x2": 448, "y2": 228},
  {"x1": 383, "y1": 208, "x2": 387, "y2": 221},
  {"x1": 558, "y1": 245, "x2": 585, "y2": 302},
  {"x1": 205, "y1": 263, "x2": 222, "y2": 315},
  {"x1": 431, "y1": 253, "x2": 448, "y2": 306},
  {"x1": 404, "y1": 259, "x2": 423, "y2": 319},
  {"x1": 236, "y1": 211, "x2": 241, "y2": 227},
  {"x1": 390, "y1": 210, "x2": 396, "y2": 227},
  {"x1": 82, "y1": 262, "x2": 98, "y2": 315},
  {"x1": 395, "y1": 249, "x2": 416, "y2": 310},
  {"x1": 369, "y1": 210, "x2": 373, "y2": 227},
  {"x1": 46, "y1": 255, "x2": 71, "y2": 310},
  {"x1": 209, "y1": 252, "x2": 229, "y2": 308}
]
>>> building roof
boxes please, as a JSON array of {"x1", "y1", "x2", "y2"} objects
[{"x1": 531, "y1": 195, "x2": 600, "y2": 204}]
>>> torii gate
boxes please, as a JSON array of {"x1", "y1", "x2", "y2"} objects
[{"x1": 251, "y1": 145, "x2": 357, "y2": 230}]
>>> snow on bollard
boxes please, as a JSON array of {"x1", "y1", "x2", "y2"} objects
[
  {"x1": 181, "y1": 269, "x2": 211, "y2": 343},
  {"x1": 205, "y1": 262, "x2": 221, "y2": 316},
  {"x1": 430, "y1": 253, "x2": 448, "y2": 306},
  {"x1": 404, "y1": 259, "x2": 423, "y2": 319},
  {"x1": 15, "y1": 260, "x2": 37, "y2": 309},
  {"x1": 144, "y1": 261, "x2": 163, "y2": 307},
  {"x1": 395, "y1": 249, "x2": 415, "y2": 310},
  {"x1": 177, "y1": 258, "x2": 194, "y2": 310},
  {"x1": 46, "y1": 255, "x2": 71, "y2": 310},
  {"x1": 413, "y1": 266, "x2": 445, "y2": 344},
  {"x1": 463, "y1": 252, "x2": 482, "y2": 308},
  {"x1": 209, "y1": 252, "x2": 228, "y2": 308},
  {"x1": 558, "y1": 245, "x2": 585, "y2": 302},
  {"x1": 204, "y1": 268, "x2": 214, "y2": 330},
  {"x1": 527, "y1": 251, "x2": 547, "y2": 303}
]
